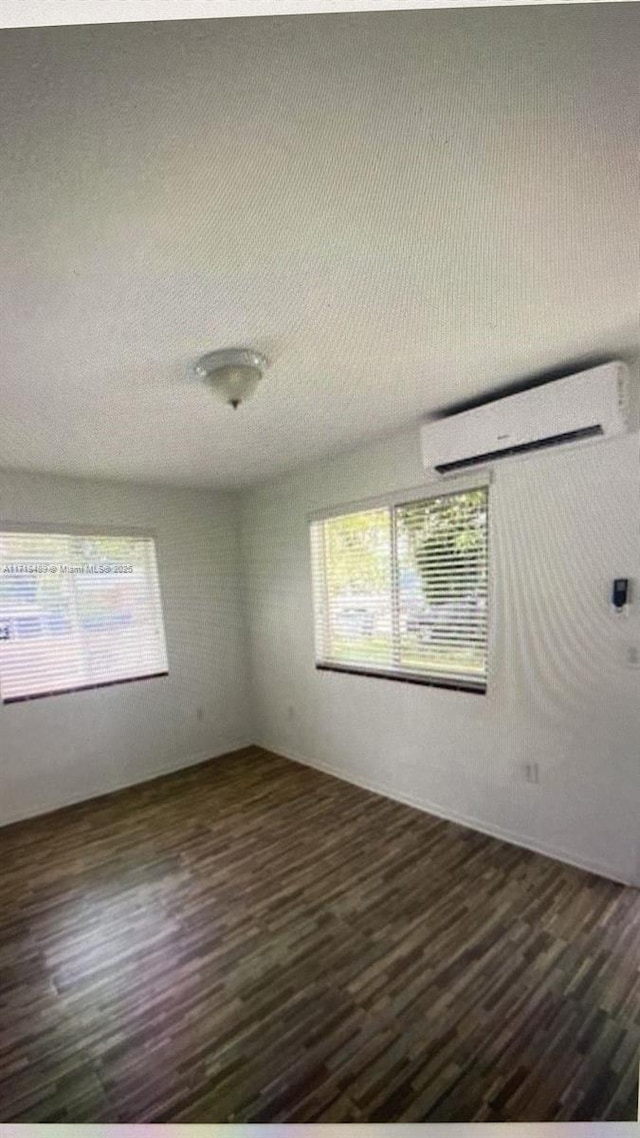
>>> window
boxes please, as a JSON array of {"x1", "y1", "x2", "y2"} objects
[
  {"x1": 310, "y1": 485, "x2": 489, "y2": 692},
  {"x1": 0, "y1": 530, "x2": 168, "y2": 703}
]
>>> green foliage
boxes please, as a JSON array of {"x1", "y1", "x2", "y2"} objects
[
  {"x1": 322, "y1": 491, "x2": 487, "y2": 607},
  {"x1": 399, "y1": 489, "x2": 487, "y2": 605},
  {"x1": 325, "y1": 509, "x2": 391, "y2": 595}
]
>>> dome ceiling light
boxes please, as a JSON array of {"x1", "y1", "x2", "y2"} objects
[{"x1": 192, "y1": 347, "x2": 269, "y2": 409}]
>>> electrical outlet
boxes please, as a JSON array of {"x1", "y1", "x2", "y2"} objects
[
  {"x1": 524, "y1": 762, "x2": 539, "y2": 785},
  {"x1": 625, "y1": 644, "x2": 640, "y2": 668},
  {"x1": 196, "y1": 707, "x2": 204, "y2": 722}
]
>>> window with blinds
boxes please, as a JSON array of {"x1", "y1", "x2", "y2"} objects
[
  {"x1": 0, "y1": 530, "x2": 168, "y2": 703},
  {"x1": 310, "y1": 486, "x2": 489, "y2": 692}
]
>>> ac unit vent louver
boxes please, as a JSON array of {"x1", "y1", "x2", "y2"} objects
[{"x1": 434, "y1": 425, "x2": 604, "y2": 474}]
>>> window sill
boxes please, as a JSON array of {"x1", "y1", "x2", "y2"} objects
[
  {"x1": 315, "y1": 662, "x2": 486, "y2": 694},
  {"x1": 2, "y1": 671, "x2": 169, "y2": 705}
]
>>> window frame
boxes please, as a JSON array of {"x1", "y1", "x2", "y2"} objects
[
  {"x1": 309, "y1": 474, "x2": 491, "y2": 695},
  {"x1": 0, "y1": 523, "x2": 169, "y2": 704}
]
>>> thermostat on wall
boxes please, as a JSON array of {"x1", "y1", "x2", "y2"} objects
[{"x1": 612, "y1": 578, "x2": 630, "y2": 614}]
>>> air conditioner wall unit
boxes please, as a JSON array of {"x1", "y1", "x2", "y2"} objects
[{"x1": 421, "y1": 361, "x2": 635, "y2": 476}]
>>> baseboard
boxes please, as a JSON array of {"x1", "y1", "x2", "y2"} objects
[
  {"x1": 0, "y1": 739, "x2": 252, "y2": 829},
  {"x1": 258, "y1": 739, "x2": 637, "y2": 889}
]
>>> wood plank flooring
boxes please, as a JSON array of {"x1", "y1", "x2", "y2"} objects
[{"x1": 0, "y1": 745, "x2": 639, "y2": 1123}]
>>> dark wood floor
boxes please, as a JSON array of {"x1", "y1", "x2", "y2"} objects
[{"x1": 1, "y1": 746, "x2": 639, "y2": 1123}]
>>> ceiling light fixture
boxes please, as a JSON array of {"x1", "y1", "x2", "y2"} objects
[{"x1": 192, "y1": 347, "x2": 268, "y2": 409}]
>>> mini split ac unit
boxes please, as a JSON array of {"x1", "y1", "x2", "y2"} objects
[{"x1": 420, "y1": 361, "x2": 636, "y2": 476}]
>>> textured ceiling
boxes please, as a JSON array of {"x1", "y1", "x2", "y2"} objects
[{"x1": 1, "y1": 5, "x2": 638, "y2": 488}]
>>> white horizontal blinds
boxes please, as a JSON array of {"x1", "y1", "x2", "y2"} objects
[
  {"x1": 0, "y1": 531, "x2": 168, "y2": 702},
  {"x1": 310, "y1": 507, "x2": 393, "y2": 669},
  {"x1": 395, "y1": 488, "x2": 488, "y2": 683},
  {"x1": 70, "y1": 535, "x2": 167, "y2": 686},
  {"x1": 310, "y1": 486, "x2": 488, "y2": 688},
  {"x1": 0, "y1": 532, "x2": 85, "y2": 699}
]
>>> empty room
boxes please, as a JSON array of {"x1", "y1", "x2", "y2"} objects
[{"x1": 1, "y1": 0, "x2": 639, "y2": 1126}]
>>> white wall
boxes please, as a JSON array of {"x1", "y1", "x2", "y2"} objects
[
  {"x1": 240, "y1": 428, "x2": 640, "y2": 886},
  {"x1": 0, "y1": 472, "x2": 251, "y2": 825}
]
